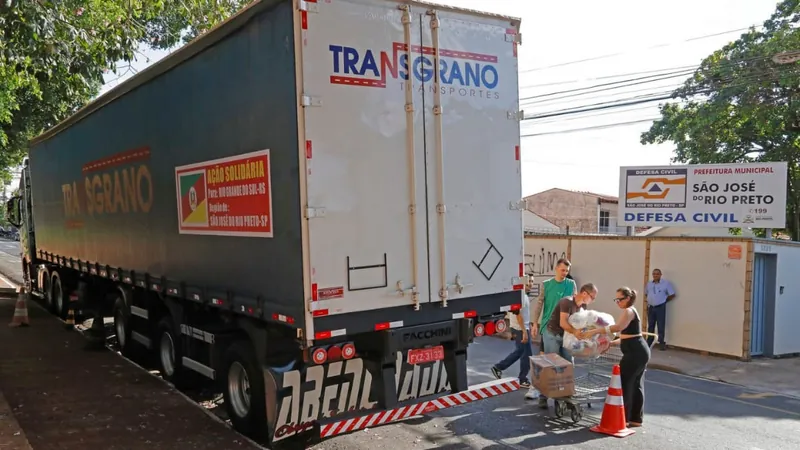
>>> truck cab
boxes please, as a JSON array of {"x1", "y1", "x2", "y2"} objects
[{"x1": 6, "y1": 159, "x2": 36, "y2": 291}]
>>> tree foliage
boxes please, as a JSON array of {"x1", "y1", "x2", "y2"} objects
[
  {"x1": 641, "y1": 0, "x2": 800, "y2": 239},
  {"x1": 0, "y1": 0, "x2": 249, "y2": 185}
]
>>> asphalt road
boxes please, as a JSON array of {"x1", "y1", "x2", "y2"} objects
[
  {"x1": 312, "y1": 336, "x2": 800, "y2": 450},
  {"x1": 0, "y1": 240, "x2": 798, "y2": 449},
  {"x1": 0, "y1": 239, "x2": 20, "y2": 257}
]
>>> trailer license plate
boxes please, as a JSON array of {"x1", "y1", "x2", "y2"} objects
[{"x1": 407, "y1": 346, "x2": 445, "y2": 365}]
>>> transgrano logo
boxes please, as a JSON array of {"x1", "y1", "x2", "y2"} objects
[{"x1": 329, "y1": 43, "x2": 501, "y2": 100}]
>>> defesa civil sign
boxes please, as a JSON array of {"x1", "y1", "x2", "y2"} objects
[{"x1": 618, "y1": 162, "x2": 788, "y2": 228}]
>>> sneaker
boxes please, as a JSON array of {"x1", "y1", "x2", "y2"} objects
[
  {"x1": 519, "y1": 380, "x2": 531, "y2": 388},
  {"x1": 525, "y1": 388, "x2": 538, "y2": 400},
  {"x1": 659, "y1": 343, "x2": 667, "y2": 351},
  {"x1": 537, "y1": 397, "x2": 548, "y2": 409},
  {"x1": 491, "y1": 366, "x2": 502, "y2": 379}
]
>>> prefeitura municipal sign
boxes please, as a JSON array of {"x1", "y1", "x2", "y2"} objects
[{"x1": 618, "y1": 162, "x2": 788, "y2": 228}]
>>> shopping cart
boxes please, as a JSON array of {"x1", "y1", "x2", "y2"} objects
[{"x1": 550, "y1": 332, "x2": 659, "y2": 423}]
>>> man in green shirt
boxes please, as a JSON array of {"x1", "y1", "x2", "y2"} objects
[{"x1": 528, "y1": 258, "x2": 577, "y2": 406}]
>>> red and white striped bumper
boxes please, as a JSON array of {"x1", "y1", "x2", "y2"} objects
[{"x1": 319, "y1": 377, "x2": 521, "y2": 439}]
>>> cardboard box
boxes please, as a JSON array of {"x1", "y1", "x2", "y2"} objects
[{"x1": 530, "y1": 353, "x2": 575, "y2": 398}]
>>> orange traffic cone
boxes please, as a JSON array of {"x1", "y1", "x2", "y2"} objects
[
  {"x1": 8, "y1": 287, "x2": 30, "y2": 328},
  {"x1": 590, "y1": 364, "x2": 635, "y2": 438}
]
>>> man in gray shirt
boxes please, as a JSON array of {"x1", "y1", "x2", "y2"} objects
[{"x1": 645, "y1": 268, "x2": 676, "y2": 351}]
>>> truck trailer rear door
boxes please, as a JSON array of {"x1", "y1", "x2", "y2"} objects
[
  {"x1": 420, "y1": 8, "x2": 524, "y2": 305},
  {"x1": 299, "y1": 0, "x2": 432, "y2": 330}
]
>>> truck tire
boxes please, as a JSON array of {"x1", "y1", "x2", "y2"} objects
[
  {"x1": 42, "y1": 274, "x2": 52, "y2": 311},
  {"x1": 223, "y1": 341, "x2": 267, "y2": 441},
  {"x1": 51, "y1": 274, "x2": 66, "y2": 318},
  {"x1": 157, "y1": 316, "x2": 190, "y2": 388},
  {"x1": 113, "y1": 296, "x2": 134, "y2": 356}
]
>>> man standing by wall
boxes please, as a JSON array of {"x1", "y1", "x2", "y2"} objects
[
  {"x1": 529, "y1": 258, "x2": 577, "y2": 406},
  {"x1": 645, "y1": 268, "x2": 676, "y2": 351}
]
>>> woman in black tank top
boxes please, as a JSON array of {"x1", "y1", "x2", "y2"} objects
[{"x1": 583, "y1": 286, "x2": 650, "y2": 427}]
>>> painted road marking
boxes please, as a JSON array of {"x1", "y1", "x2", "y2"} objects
[{"x1": 647, "y1": 379, "x2": 800, "y2": 417}]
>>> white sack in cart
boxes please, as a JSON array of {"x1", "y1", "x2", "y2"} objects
[{"x1": 563, "y1": 310, "x2": 616, "y2": 358}]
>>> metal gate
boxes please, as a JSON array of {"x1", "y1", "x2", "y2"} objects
[{"x1": 750, "y1": 253, "x2": 768, "y2": 356}]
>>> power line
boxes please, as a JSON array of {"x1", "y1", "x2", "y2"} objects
[
  {"x1": 524, "y1": 93, "x2": 677, "y2": 120},
  {"x1": 526, "y1": 82, "x2": 684, "y2": 109},
  {"x1": 519, "y1": 53, "x2": 781, "y2": 104},
  {"x1": 520, "y1": 24, "x2": 763, "y2": 73},
  {"x1": 519, "y1": 67, "x2": 800, "y2": 136},
  {"x1": 525, "y1": 104, "x2": 659, "y2": 125},
  {"x1": 518, "y1": 64, "x2": 705, "y2": 88},
  {"x1": 521, "y1": 68, "x2": 695, "y2": 101},
  {"x1": 520, "y1": 117, "x2": 662, "y2": 138},
  {"x1": 522, "y1": 66, "x2": 800, "y2": 120},
  {"x1": 521, "y1": 70, "x2": 695, "y2": 104}
]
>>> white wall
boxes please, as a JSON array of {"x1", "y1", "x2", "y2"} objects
[
  {"x1": 524, "y1": 235, "x2": 750, "y2": 357},
  {"x1": 767, "y1": 242, "x2": 800, "y2": 355},
  {"x1": 569, "y1": 239, "x2": 647, "y2": 319},
  {"x1": 649, "y1": 240, "x2": 747, "y2": 357}
]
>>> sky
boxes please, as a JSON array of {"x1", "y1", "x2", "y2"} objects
[{"x1": 97, "y1": 0, "x2": 782, "y2": 199}]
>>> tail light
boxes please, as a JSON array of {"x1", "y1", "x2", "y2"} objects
[
  {"x1": 495, "y1": 319, "x2": 507, "y2": 334},
  {"x1": 312, "y1": 347, "x2": 327, "y2": 365},
  {"x1": 327, "y1": 345, "x2": 343, "y2": 362},
  {"x1": 474, "y1": 322, "x2": 485, "y2": 337},
  {"x1": 310, "y1": 342, "x2": 357, "y2": 365},
  {"x1": 341, "y1": 342, "x2": 356, "y2": 360},
  {"x1": 484, "y1": 321, "x2": 496, "y2": 336}
]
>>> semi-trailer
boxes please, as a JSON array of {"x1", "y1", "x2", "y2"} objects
[{"x1": 7, "y1": 0, "x2": 526, "y2": 447}]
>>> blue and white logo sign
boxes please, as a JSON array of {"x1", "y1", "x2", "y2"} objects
[{"x1": 618, "y1": 162, "x2": 788, "y2": 228}]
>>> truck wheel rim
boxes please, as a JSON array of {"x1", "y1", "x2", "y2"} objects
[
  {"x1": 160, "y1": 333, "x2": 175, "y2": 376},
  {"x1": 115, "y1": 311, "x2": 126, "y2": 348},
  {"x1": 228, "y1": 362, "x2": 251, "y2": 418}
]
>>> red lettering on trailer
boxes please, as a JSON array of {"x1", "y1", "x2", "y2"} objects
[{"x1": 274, "y1": 421, "x2": 314, "y2": 439}]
